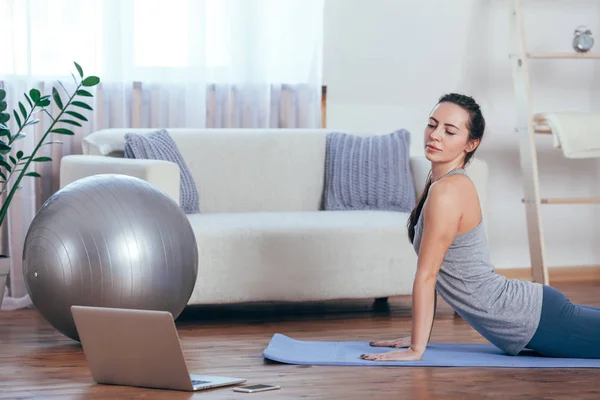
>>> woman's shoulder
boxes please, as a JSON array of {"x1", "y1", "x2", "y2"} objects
[
  {"x1": 426, "y1": 173, "x2": 478, "y2": 210},
  {"x1": 425, "y1": 177, "x2": 463, "y2": 213},
  {"x1": 430, "y1": 172, "x2": 473, "y2": 195}
]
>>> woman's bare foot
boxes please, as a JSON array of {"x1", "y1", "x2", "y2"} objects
[{"x1": 369, "y1": 336, "x2": 411, "y2": 348}]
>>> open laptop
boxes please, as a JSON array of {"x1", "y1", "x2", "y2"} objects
[{"x1": 71, "y1": 305, "x2": 246, "y2": 392}]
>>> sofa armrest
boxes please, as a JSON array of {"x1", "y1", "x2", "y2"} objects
[
  {"x1": 409, "y1": 156, "x2": 431, "y2": 196},
  {"x1": 60, "y1": 155, "x2": 181, "y2": 205}
]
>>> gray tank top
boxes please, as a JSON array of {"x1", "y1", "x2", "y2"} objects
[{"x1": 413, "y1": 168, "x2": 543, "y2": 355}]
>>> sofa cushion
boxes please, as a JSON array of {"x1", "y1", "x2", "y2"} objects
[
  {"x1": 323, "y1": 129, "x2": 416, "y2": 212},
  {"x1": 186, "y1": 210, "x2": 417, "y2": 304},
  {"x1": 124, "y1": 129, "x2": 200, "y2": 214}
]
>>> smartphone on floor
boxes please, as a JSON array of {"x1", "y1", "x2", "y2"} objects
[{"x1": 233, "y1": 384, "x2": 280, "y2": 393}]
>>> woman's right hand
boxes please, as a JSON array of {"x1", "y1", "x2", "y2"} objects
[{"x1": 369, "y1": 336, "x2": 411, "y2": 348}]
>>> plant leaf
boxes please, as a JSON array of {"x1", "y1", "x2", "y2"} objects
[
  {"x1": 39, "y1": 99, "x2": 51, "y2": 107},
  {"x1": 65, "y1": 110, "x2": 88, "y2": 121},
  {"x1": 0, "y1": 101, "x2": 7, "y2": 113},
  {"x1": 76, "y1": 89, "x2": 93, "y2": 97},
  {"x1": 19, "y1": 102, "x2": 27, "y2": 119},
  {"x1": 24, "y1": 93, "x2": 33, "y2": 108},
  {"x1": 74, "y1": 62, "x2": 84, "y2": 78},
  {"x1": 0, "y1": 113, "x2": 9, "y2": 124},
  {"x1": 16, "y1": 150, "x2": 23, "y2": 159},
  {"x1": 13, "y1": 134, "x2": 25, "y2": 141},
  {"x1": 25, "y1": 172, "x2": 41, "y2": 178},
  {"x1": 12, "y1": 110, "x2": 22, "y2": 128},
  {"x1": 0, "y1": 142, "x2": 10, "y2": 155},
  {"x1": 82, "y1": 76, "x2": 100, "y2": 87},
  {"x1": 0, "y1": 90, "x2": 5, "y2": 101},
  {"x1": 0, "y1": 129, "x2": 9, "y2": 137},
  {"x1": 0, "y1": 172, "x2": 6, "y2": 181},
  {"x1": 9, "y1": 156, "x2": 16, "y2": 165},
  {"x1": 58, "y1": 119, "x2": 82, "y2": 127},
  {"x1": 51, "y1": 128, "x2": 74, "y2": 135},
  {"x1": 29, "y1": 89, "x2": 41, "y2": 103},
  {"x1": 0, "y1": 160, "x2": 11, "y2": 172},
  {"x1": 42, "y1": 140, "x2": 63, "y2": 146},
  {"x1": 33, "y1": 156, "x2": 52, "y2": 162},
  {"x1": 24, "y1": 119, "x2": 39, "y2": 127},
  {"x1": 58, "y1": 80, "x2": 70, "y2": 97},
  {"x1": 71, "y1": 101, "x2": 93, "y2": 111},
  {"x1": 52, "y1": 87, "x2": 64, "y2": 109}
]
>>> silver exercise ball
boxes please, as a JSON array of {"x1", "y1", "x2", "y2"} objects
[{"x1": 22, "y1": 174, "x2": 198, "y2": 341}]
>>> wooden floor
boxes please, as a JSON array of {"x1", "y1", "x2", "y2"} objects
[{"x1": 1, "y1": 282, "x2": 600, "y2": 399}]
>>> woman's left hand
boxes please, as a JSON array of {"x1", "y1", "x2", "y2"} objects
[{"x1": 360, "y1": 348, "x2": 423, "y2": 362}]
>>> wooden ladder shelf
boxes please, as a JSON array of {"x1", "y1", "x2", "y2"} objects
[{"x1": 510, "y1": 0, "x2": 600, "y2": 285}]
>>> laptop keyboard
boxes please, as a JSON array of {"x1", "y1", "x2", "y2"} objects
[{"x1": 192, "y1": 380, "x2": 211, "y2": 385}]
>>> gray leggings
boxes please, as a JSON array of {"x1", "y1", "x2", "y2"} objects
[{"x1": 525, "y1": 285, "x2": 600, "y2": 359}]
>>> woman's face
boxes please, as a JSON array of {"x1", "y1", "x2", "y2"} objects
[{"x1": 423, "y1": 101, "x2": 478, "y2": 165}]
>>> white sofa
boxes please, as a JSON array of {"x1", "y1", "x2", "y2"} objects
[{"x1": 59, "y1": 129, "x2": 489, "y2": 305}]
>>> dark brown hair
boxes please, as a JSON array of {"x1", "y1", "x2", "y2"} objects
[{"x1": 407, "y1": 93, "x2": 485, "y2": 244}]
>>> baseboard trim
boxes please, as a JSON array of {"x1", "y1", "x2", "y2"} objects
[{"x1": 496, "y1": 265, "x2": 600, "y2": 283}]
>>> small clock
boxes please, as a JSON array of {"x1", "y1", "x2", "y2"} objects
[{"x1": 573, "y1": 25, "x2": 594, "y2": 53}]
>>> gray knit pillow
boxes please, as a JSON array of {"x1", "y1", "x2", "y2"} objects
[
  {"x1": 323, "y1": 130, "x2": 416, "y2": 212},
  {"x1": 124, "y1": 129, "x2": 200, "y2": 214}
]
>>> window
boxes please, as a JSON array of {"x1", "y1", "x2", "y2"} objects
[
  {"x1": 0, "y1": 0, "x2": 230, "y2": 78},
  {"x1": 132, "y1": 0, "x2": 228, "y2": 69}
]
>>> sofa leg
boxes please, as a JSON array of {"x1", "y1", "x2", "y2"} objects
[{"x1": 373, "y1": 297, "x2": 389, "y2": 311}]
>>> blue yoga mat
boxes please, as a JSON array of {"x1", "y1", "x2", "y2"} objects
[{"x1": 262, "y1": 334, "x2": 600, "y2": 368}]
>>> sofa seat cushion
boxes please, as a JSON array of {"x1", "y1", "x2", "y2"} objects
[{"x1": 186, "y1": 211, "x2": 418, "y2": 304}]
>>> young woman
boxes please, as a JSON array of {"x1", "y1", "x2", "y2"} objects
[{"x1": 360, "y1": 93, "x2": 600, "y2": 362}]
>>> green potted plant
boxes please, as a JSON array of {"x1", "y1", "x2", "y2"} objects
[{"x1": 0, "y1": 62, "x2": 100, "y2": 309}]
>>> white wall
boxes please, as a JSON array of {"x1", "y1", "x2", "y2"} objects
[{"x1": 323, "y1": 0, "x2": 600, "y2": 269}]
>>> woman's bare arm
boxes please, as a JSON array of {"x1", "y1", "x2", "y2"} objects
[
  {"x1": 410, "y1": 179, "x2": 462, "y2": 354},
  {"x1": 361, "y1": 178, "x2": 462, "y2": 361}
]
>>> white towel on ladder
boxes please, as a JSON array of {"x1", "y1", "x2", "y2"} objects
[{"x1": 535, "y1": 112, "x2": 600, "y2": 159}]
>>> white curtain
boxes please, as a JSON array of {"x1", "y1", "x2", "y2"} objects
[{"x1": 0, "y1": 0, "x2": 324, "y2": 309}]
